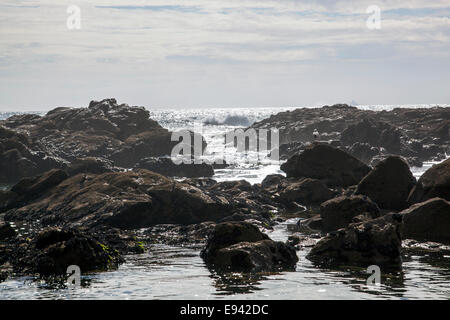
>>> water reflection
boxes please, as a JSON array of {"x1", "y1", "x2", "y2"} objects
[
  {"x1": 1, "y1": 233, "x2": 450, "y2": 299},
  {"x1": 32, "y1": 276, "x2": 93, "y2": 290},
  {"x1": 209, "y1": 271, "x2": 270, "y2": 295}
]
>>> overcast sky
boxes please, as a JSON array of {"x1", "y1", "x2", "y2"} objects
[{"x1": 0, "y1": 0, "x2": 449, "y2": 111}]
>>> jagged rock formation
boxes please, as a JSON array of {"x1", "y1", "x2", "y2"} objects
[
  {"x1": 356, "y1": 156, "x2": 416, "y2": 211},
  {"x1": 401, "y1": 198, "x2": 450, "y2": 244},
  {"x1": 0, "y1": 98, "x2": 206, "y2": 184},
  {"x1": 201, "y1": 222, "x2": 298, "y2": 272},
  {"x1": 307, "y1": 214, "x2": 403, "y2": 267},
  {"x1": 281, "y1": 143, "x2": 370, "y2": 187},
  {"x1": 2, "y1": 169, "x2": 234, "y2": 229},
  {"x1": 249, "y1": 104, "x2": 449, "y2": 166},
  {"x1": 407, "y1": 158, "x2": 450, "y2": 204}
]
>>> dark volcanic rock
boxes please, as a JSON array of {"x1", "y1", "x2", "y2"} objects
[
  {"x1": 276, "y1": 141, "x2": 305, "y2": 160},
  {"x1": 405, "y1": 156, "x2": 423, "y2": 168},
  {"x1": 420, "y1": 144, "x2": 447, "y2": 161},
  {"x1": 201, "y1": 222, "x2": 268, "y2": 253},
  {"x1": 261, "y1": 174, "x2": 337, "y2": 211},
  {"x1": 281, "y1": 143, "x2": 370, "y2": 187},
  {"x1": 279, "y1": 178, "x2": 335, "y2": 206},
  {"x1": 260, "y1": 174, "x2": 286, "y2": 195},
  {"x1": 109, "y1": 129, "x2": 176, "y2": 168},
  {"x1": 19, "y1": 227, "x2": 122, "y2": 275},
  {"x1": 0, "y1": 190, "x2": 18, "y2": 212},
  {"x1": 10, "y1": 168, "x2": 68, "y2": 194},
  {"x1": 4, "y1": 169, "x2": 232, "y2": 229},
  {"x1": 66, "y1": 157, "x2": 116, "y2": 176},
  {"x1": 297, "y1": 215, "x2": 323, "y2": 231},
  {"x1": 219, "y1": 212, "x2": 272, "y2": 228},
  {"x1": 146, "y1": 222, "x2": 217, "y2": 246},
  {"x1": 0, "y1": 126, "x2": 65, "y2": 184},
  {"x1": 250, "y1": 104, "x2": 360, "y2": 145},
  {"x1": 0, "y1": 222, "x2": 16, "y2": 240},
  {"x1": 206, "y1": 180, "x2": 278, "y2": 215},
  {"x1": 0, "y1": 99, "x2": 199, "y2": 183},
  {"x1": 7, "y1": 169, "x2": 68, "y2": 209},
  {"x1": 135, "y1": 157, "x2": 214, "y2": 178},
  {"x1": 201, "y1": 222, "x2": 298, "y2": 272},
  {"x1": 370, "y1": 154, "x2": 423, "y2": 169},
  {"x1": 356, "y1": 156, "x2": 416, "y2": 211},
  {"x1": 307, "y1": 214, "x2": 403, "y2": 267},
  {"x1": 348, "y1": 142, "x2": 381, "y2": 165},
  {"x1": 401, "y1": 198, "x2": 450, "y2": 244},
  {"x1": 249, "y1": 104, "x2": 450, "y2": 164},
  {"x1": 111, "y1": 130, "x2": 207, "y2": 168},
  {"x1": 407, "y1": 158, "x2": 450, "y2": 204},
  {"x1": 341, "y1": 119, "x2": 401, "y2": 153},
  {"x1": 209, "y1": 179, "x2": 253, "y2": 194},
  {"x1": 207, "y1": 240, "x2": 298, "y2": 272},
  {"x1": 320, "y1": 195, "x2": 381, "y2": 232}
]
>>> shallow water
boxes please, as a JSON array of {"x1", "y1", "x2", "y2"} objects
[{"x1": 1, "y1": 218, "x2": 449, "y2": 299}]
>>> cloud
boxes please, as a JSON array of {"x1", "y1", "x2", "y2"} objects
[
  {"x1": 1, "y1": 0, "x2": 448, "y2": 64},
  {"x1": 0, "y1": 0, "x2": 449, "y2": 109}
]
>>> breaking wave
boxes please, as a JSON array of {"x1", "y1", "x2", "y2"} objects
[{"x1": 204, "y1": 115, "x2": 251, "y2": 126}]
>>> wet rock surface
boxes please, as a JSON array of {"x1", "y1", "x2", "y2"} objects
[
  {"x1": 279, "y1": 178, "x2": 335, "y2": 206},
  {"x1": 135, "y1": 157, "x2": 214, "y2": 178},
  {"x1": 307, "y1": 214, "x2": 403, "y2": 267},
  {"x1": 201, "y1": 179, "x2": 280, "y2": 217},
  {"x1": 7, "y1": 169, "x2": 69, "y2": 209},
  {"x1": 401, "y1": 198, "x2": 450, "y2": 244},
  {"x1": 0, "y1": 99, "x2": 185, "y2": 184},
  {"x1": 3, "y1": 169, "x2": 233, "y2": 229},
  {"x1": 0, "y1": 164, "x2": 290, "y2": 277},
  {"x1": 297, "y1": 215, "x2": 324, "y2": 232},
  {"x1": 201, "y1": 222, "x2": 298, "y2": 272},
  {"x1": 320, "y1": 195, "x2": 381, "y2": 232},
  {"x1": 250, "y1": 104, "x2": 449, "y2": 165},
  {"x1": 145, "y1": 222, "x2": 217, "y2": 246},
  {"x1": 0, "y1": 126, "x2": 65, "y2": 184},
  {"x1": 348, "y1": 142, "x2": 381, "y2": 165},
  {"x1": 66, "y1": 157, "x2": 117, "y2": 176},
  {"x1": 275, "y1": 141, "x2": 305, "y2": 160},
  {"x1": 341, "y1": 119, "x2": 402, "y2": 154},
  {"x1": 356, "y1": 156, "x2": 416, "y2": 211},
  {"x1": 407, "y1": 158, "x2": 450, "y2": 204},
  {"x1": 11, "y1": 227, "x2": 122, "y2": 276},
  {"x1": 281, "y1": 143, "x2": 370, "y2": 187},
  {"x1": 0, "y1": 222, "x2": 16, "y2": 240}
]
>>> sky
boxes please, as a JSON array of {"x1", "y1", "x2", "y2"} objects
[{"x1": 0, "y1": 0, "x2": 449, "y2": 111}]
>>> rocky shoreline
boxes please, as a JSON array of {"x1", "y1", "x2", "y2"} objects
[
  {"x1": 1, "y1": 99, "x2": 449, "y2": 282},
  {"x1": 250, "y1": 104, "x2": 449, "y2": 167}
]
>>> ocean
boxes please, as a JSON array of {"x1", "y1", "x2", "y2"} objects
[
  {"x1": 148, "y1": 105, "x2": 449, "y2": 183},
  {"x1": 0, "y1": 105, "x2": 449, "y2": 299}
]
